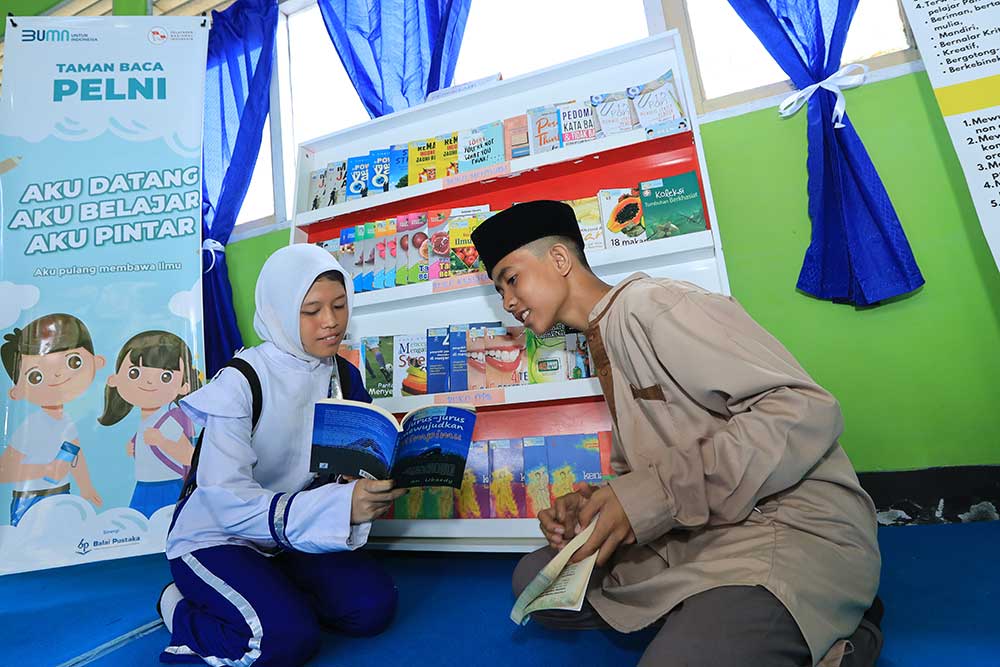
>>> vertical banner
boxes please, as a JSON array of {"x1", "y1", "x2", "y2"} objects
[
  {"x1": 901, "y1": 1, "x2": 1000, "y2": 270},
  {"x1": 0, "y1": 17, "x2": 208, "y2": 574}
]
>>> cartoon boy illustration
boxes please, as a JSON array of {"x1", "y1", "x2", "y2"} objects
[
  {"x1": 98, "y1": 330, "x2": 201, "y2": 519},
  {"x1": 0, "y1": 314, "x2": 104, "y2": 526}
]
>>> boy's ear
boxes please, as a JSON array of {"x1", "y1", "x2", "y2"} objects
[
  {"x1": 8, "y1": 385, "x2": 22, "y2": 401},
  {"x1": 549, "y1": 244, "x2": 573, "y2": 277},
  {"x1": 94, "y1": 355, "x2": 106, "y2": 371}
]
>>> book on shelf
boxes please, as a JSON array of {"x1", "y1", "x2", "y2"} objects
[
  {"x1": 546, "y1": 433, "x2": 602, "y2": 498},
  {"x1": 408, "y1": 137, "x2": 438, "y2": 184},
  {"x1": 527, "y1": 104, "x2": 563, "y2": 154},
  {"x1": 389, "y1": 144, "x2": 409, "y2": 190},
  {"x1": 392, "y1": 334, "x2": 428, "y2": 398},
  {"x1": 373, "y1": 219, "x2": 389, "y2": 290},
  {"x1": 426, "y1": 209, "x2": 452, "y2": 280},
  {"x1": 485, "y1": 326, "x2": 528, "y2": 389},
  {"x1": 598, "y1": 188, "x2": 646, "y2": 249},
  {"x1": 566, "y1": 330, "x2": 594, "y2": 380},
  {"x1": 310, "y1": 400, "x2": 477, "y2": 488},
  {"x1": 522, "y1": 435, "x2": 553, "y2": 518},
  {"x1": 426, "y1": 327, "x2": 450, "y2": 395},
  {"x1": 339, "y1": 340, "x2": 362, "y2": 374},
  {"x1": 307, "y1": 169, "x2": 326, "y2": 211},
  {"x1": 384, "y1": 218, "x2": 398, "y2": 286},
  {"x1": 565, "y1": 196, "x2": 605, "y2": 252},
  {"x1": 640, "y1": 171, "x2": 707, "y2": 240},
  {"x1": 628, "y1": 70, "x2": 686, "y2": 129},
  {"x1": 362, "y1": 221, "x2": 377, "y2": 292},
  {"x1": 526, "y1": 324, "x2": 568, "y2": 384},
  {"x1": 455, "y1": 439, "x2": 491, "y2": 518},
  {"x1": 510, "y1": 518, "x2": 599, "y2": 625},
  {"x1": 437, "y1": 132, "x2": 459, "y2": 179},
  {"x1": 448, "y1": 215, "x2": 484, "y2": 276},
  {"x1": 556, "y1": 101, "x2": 599, "y2": 145},
  {"x1": 346, "y1": 154, "x2": 371, "y2": 200},
  {"x1": 589, "y1": 91, "x2": 638, "y2": 136},
  {"x1": 325, "y1": 161, "x2": 347, "y2": 207},
  {"x1": 504, "y1": 114, "x2": 531, "y2": 160},
  {"x1": 458, "y1": 121, "x2": 505, "y2": 172},
  {"x1": 466, "y1": 325, "x2": 489, "y2": 391},
  {"x1": 369, "y1": 148, "x2": 391, "y2": 195},
  {"x1": 489, "y1": 438, "x2": 527, "y2": 518},
  {"x1": 362, "y1": 335, "x2": 394, "y2": 399}
]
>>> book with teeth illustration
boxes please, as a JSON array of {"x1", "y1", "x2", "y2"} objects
[
  {"x1": 485, "y1": 326, "x2": 528, "y2": 388},
  {"x1": 311, "y1": 401, "x2": 477, "y2": 488}
]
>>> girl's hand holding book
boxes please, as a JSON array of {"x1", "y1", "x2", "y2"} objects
[{"x1": 350, "y1": 478, "x2": 407, "y2": 524}]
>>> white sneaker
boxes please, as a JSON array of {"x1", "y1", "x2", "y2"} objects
[{"x1": 157, "y1": 582, "x2": 183, "y2": 634}]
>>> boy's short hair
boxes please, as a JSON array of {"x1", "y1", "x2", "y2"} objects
[
  {"x1": 526, "y1": 235, "x2": 592, "y2": 272},
  {"x1": 1, "y1": 314, "x2": 95, "y2": 382}
]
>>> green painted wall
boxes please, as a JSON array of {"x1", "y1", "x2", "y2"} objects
[
  {"x1": 699, "y1": 71, "x2": 1000, "y2": 471},
  {"x1": 226, "y1": 71, "x2": 1000, "y2": 472},
  {"x1": 226, "y1": 229, "x2": 289, "y2": 348},
  {"x1": 1, "y1": 0, "x2": 64, "y2": 39}
]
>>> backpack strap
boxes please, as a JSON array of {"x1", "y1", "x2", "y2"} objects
[
  {"x1": 335, "y1": 355, "x2": 353, "y2": 399},
  {"x1": 178, "y1": 357, "x2": 262, "y2": 502},
  {"x1": 147, "y1": 406, "x2": 196, "y2": 478}
]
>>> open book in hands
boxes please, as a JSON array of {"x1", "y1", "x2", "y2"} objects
[
  {"x1": 310, "y1": 400, "x2": 477, "y2": 488},
  {"x1": 510, "y1": 518, "x2": 600, "y2": 625}
]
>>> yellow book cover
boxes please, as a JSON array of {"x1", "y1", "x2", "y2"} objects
[
  {"x1": 408, "y1": 137, "x2": 438, "y2": 184},
  {"x1": 437, "y1": 132, "x2": 459, "y2": 178}
]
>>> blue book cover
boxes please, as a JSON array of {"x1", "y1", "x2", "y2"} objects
[
  {"x1": 389, "y1": 144, "x2": 409, "y2": 190},
  {"x1": 458, "y1": 121, "x2": 505, "y2": 173},
  {"x1": 346, "y1": 155, "x2": 371, "y2": 200},
  {"x1": 311, "y1": 402, "x2": 477, "y2": 488},
  {"x1": 546, "y1": 433, "x2": 602, "y2": 498},
  {"x1": 449, "y1": 324, "x2": 469, "y2": 393},
  {"x1": 368, "y1": 148, "x2": 391, "y2": 195},
  {"x1": 455, "y1": 440, "x2": 491, "y2": 518},
  {"x1": 522, "y1": 436, "x2": 552, "y2": 518},
  {"x1": 426, "y1": 327, "x2": 450, "y2": 394},
  {"x1": 489, "y1": 439, "x2": 526, "y2": 518}
]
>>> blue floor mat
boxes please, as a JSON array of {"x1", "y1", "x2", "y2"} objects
[{"x1": 2, "y1": 522, "x2": 998, "y2": 666}]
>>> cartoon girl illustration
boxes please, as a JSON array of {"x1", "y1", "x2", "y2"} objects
[
  {"x1": 0, "y1": 314, "x2": 104, "y2": 526},
  {"x1": 98, "y1": 330, "x2": 201, "y2": 519}
]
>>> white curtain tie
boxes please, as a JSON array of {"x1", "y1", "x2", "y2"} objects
[
  {"x1": 778, "y1": 63, "x2": 869, "y2": 129},
  {"x1": 202, "y1": 239, "x2": 225, "y2": 273}
]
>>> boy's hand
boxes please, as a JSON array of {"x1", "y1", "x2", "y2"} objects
[
  {"x1": 350, "y1": 479, "x2": 406, "y2": 524},
  {"x1": 538, "y1": 485, "x2": 596, "y2": 550},
  {"x1": 570, "y1": 486, "x2": 636, "y2": 567}
]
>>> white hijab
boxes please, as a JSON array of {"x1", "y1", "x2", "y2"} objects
[{"x1": 253, "y1": 243, "x2": 355, "y2": 362}]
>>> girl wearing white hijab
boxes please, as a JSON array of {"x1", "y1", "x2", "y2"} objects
[{"x1": 157, "y1": 244, "x2": 405, "y2": 667}]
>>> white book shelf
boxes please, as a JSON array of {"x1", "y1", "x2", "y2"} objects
[{"x1": 291, "y1": 31, "x2": 730, "y2": 551}]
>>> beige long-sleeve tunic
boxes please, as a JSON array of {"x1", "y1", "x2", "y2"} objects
[{"x1": 583, "y1": 274, "x2": 880, "y2": 665}]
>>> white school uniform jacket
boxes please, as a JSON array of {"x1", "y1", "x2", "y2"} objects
[{"x1": 166, "y1": 245, "x2": 368, "y2": 559}]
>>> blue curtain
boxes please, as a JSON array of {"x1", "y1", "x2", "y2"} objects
[
  {"x1": 201, "y1": 0, "x2": 278, "y2": 375},
  {"x1": 728, "y1": 0, "x2": 924, "y2": 306},
  {"x1": 317, "y1": 0, "x2": 472, "y2": 118}
]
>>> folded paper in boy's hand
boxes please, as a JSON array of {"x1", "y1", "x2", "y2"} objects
[{"x1": 510, "y1": 518, "x2": 599, "y2": 625}]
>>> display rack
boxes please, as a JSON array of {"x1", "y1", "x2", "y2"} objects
[{"x1": 291, "y1": 30, "x2": 729, "y2": 552}]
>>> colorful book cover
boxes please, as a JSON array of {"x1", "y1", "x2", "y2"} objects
[
  {"x1": 556, "y1": 101, "x2": 599, "y2": 145},
  {"x1": 566, "y1": 330, "x2": 592, "y2": 380},
  {"x1": 426, "y1": 210, "x2": 451, "y2": 280},
  {"x1": 352, "y1": 224, "x2": 366, "y2": 293},
  {"x1": 307, "y1": 168, "x2": 325, "y2": 211},
  {"x1": 526, "y1": 323, "x2": 567, "y2": 384},
  {"x1": 325, "y1": 160, "x2": 347, "y2": 207},
  {"x1": 412, "y1": 212, "x2": 430, "y2": 282},
  {"x1": 448, "y1": 321, "x2": 499, "y2": 394},
  {"x1": 466, "y1": 326, "x2": 488, "y2": 391},
  {"x1": 395, "y1": 213, "x2": 428, "y2": 285},
  {"x1": 339, "y1": 339, "x2": 362, "y2": 374},
  {"x1": 394, "y1": 485, "x2": 457, "y2": 519},
  {"x1": 455, "y1": 440, "x2": 491, "y2": 518},
  {"x1": 627, "y1": 70, "x2": 686, "y2": 128},
  {"x1": 393, "y1": 215, "x2": 409, "y2": 287},
  {"x1": 527, "y1": 105, "x2": 562, "y2": 154},
  {"x1": 522, "y1": 436, "x2": 553, "y2": 518},
  {"x1": 392, "y1": 334, "x2": 428, "y2": 398},
  {"x1": 362, "y1": 222, "x2": 377, "y2": 292},
  {"x1": 408, "y1": 137, "x2": 438, "y2": 184},
  {"x1": 458, "y1": 121, "x2": 505, "y2": 172},
  {"x1": 503, "y1": 114, "x2": 531, "y2": 160},
  {"x1": 598, "y1": 431, "x2": 615, "y2": 482},
  {"x1": 373, "y1": 219, "x2": 388, "y2": 290},
  {"x1": 437, "y1": 132, "x2": 459, "y2": 179},
  {"x1": 338, "y1": 226, "x2": 358, "y2": 287},
  {"x1": 485, "y1": 326, "x2": 528, "y2": 389},
  {"x1": 368, "y1": 148, "x2": 391, "y2": 195},
  {"x1": 384, "y1": 217, "x2": 398, "y2": 286},
  {"x1": 426, "y1": 327, "x2": 450, "y2": 395},
  {"x1": 389, "y1": 144, "x2": 409, "y2": 190},
  {"x1": 598, "y1": 188, "x2": 646, "y2": 249},
  {"x1": 489, "y1": 439, "x2": 526, "y2": 518},
  {"x1": 449, "y1": 216, "x2": 483, "y2": 275},
  {"x1": 317, "y1": 237, "x2": 340, "y2": 259},
  {"x1": 546, "y1": 433, "x2": 602, "y2": 498},
  {"x1": 589, "y1": 92, "x2": 638, "y2": 136},
  {"x1": 639, "y1": 171, "x2": 707, "y2": 240},
  {"x1": 566, "y1": 196, "x2": 604, "y2": 252},
  {"x1": 346, "y1": 154, "x2": 371, "y2": 200},
  {"x1": 361, "y1": 335, "x2": 393, "y2": 399}
]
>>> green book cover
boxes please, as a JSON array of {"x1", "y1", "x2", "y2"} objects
[
  {"x1": 640, "y1": 171, "x2": 706, "y2": 240},
  {"x1": 362, "y1": 335, "x2": 393, "y2": 399}
]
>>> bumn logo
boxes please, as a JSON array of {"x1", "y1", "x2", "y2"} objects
[{"x1": 21, "y1": 28, "x2": 70, "y2": 42}]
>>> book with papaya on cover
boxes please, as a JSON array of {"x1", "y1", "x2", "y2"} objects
[{"x1": 310, "y1": 401, "x2": 477, "y2": 488}]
